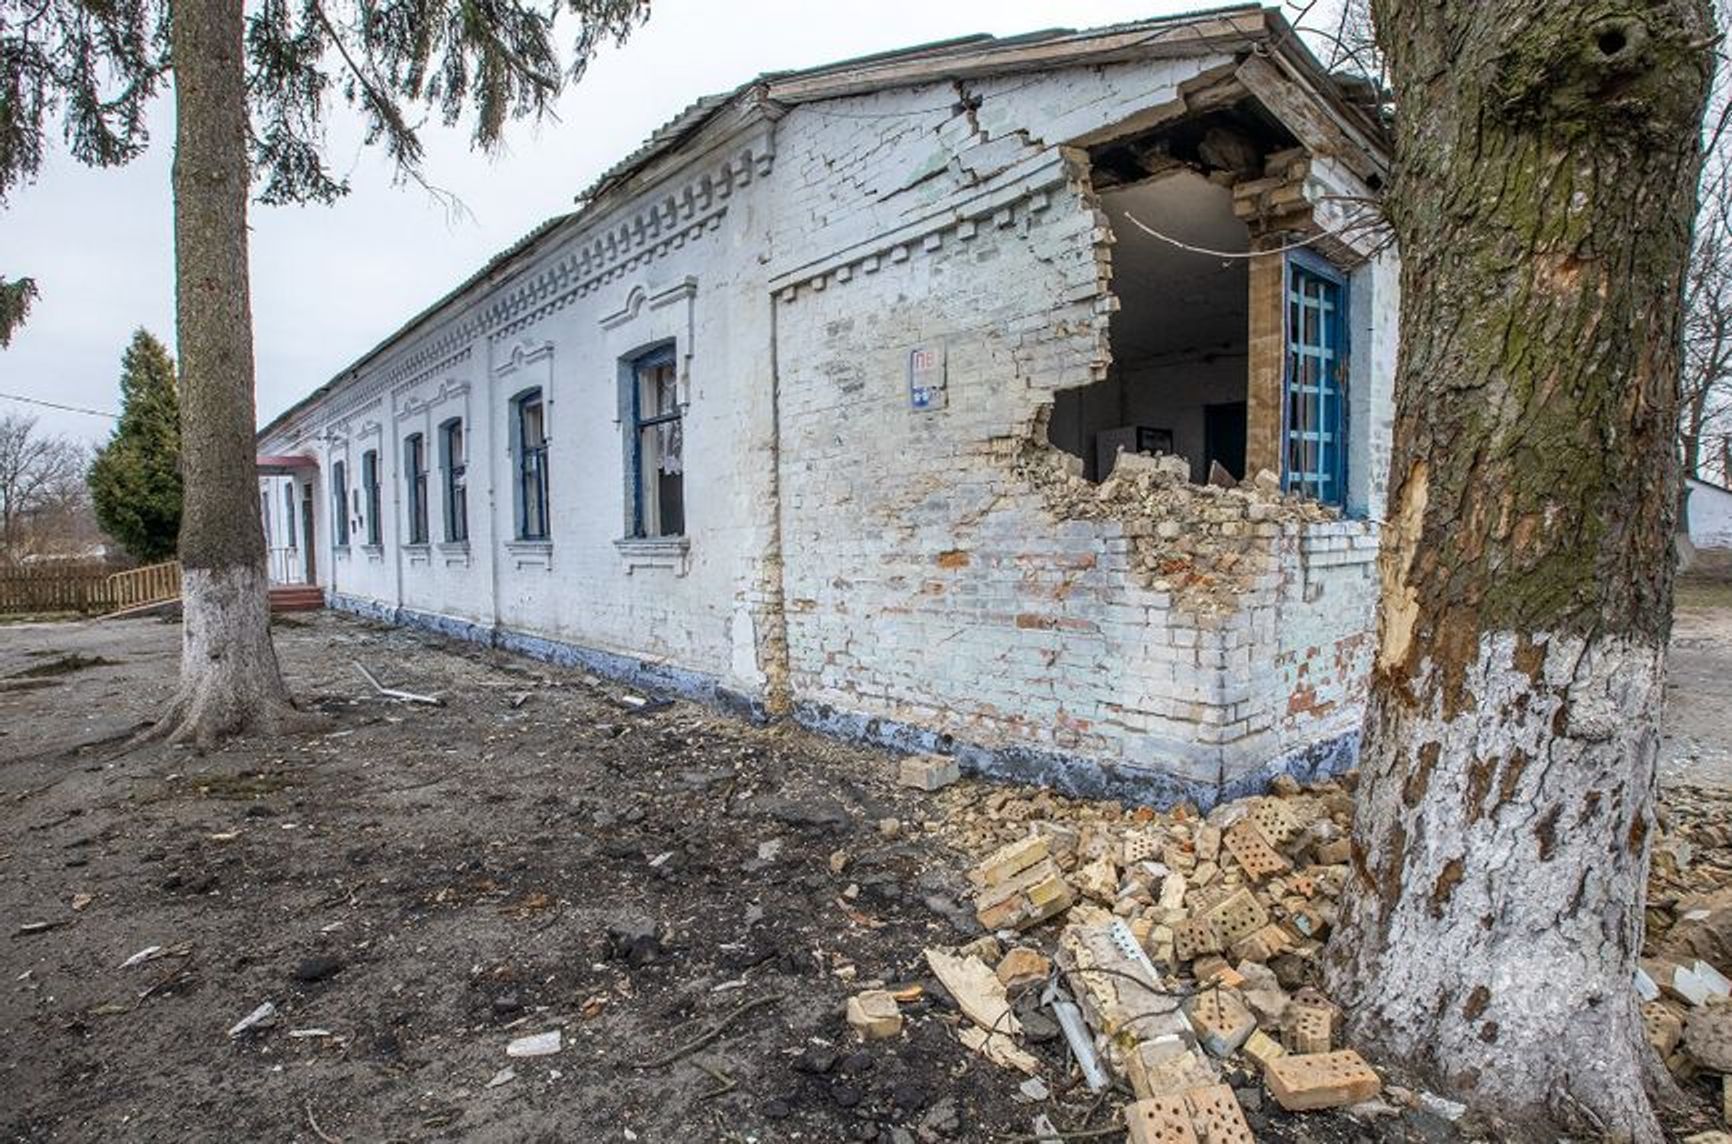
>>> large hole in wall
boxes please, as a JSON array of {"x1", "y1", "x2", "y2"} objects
[{"x1": 1049, "y1": 102, "x2": 1298, "y2": 485}]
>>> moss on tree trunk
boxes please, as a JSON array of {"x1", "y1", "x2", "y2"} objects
[{"x1": 1326, "y1": 1, "x2": 1715, "y2": 1138}]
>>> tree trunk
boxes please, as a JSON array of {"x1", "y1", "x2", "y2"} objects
[
  {"x1": 1325, "y1": 3, "x2": 1715, "y2": 1140},
  {"x1": 162, "y1": 0, "x2": 306, "y2": 745}
]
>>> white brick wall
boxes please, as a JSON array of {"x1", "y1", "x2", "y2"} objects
[{"x1": 258, "y1": 49, "x2": 1401, "y2": 796}]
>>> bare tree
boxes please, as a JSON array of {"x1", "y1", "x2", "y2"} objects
[
  {"x1": 1683, "y1": 3, "x2": 1732, "y2": 486},
  {"x1": 0, "y1": 413, "x2": 89, "y2": 562}
]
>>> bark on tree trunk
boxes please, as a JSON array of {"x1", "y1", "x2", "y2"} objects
[
  {"x1": 160, "y1": 0, "x2": 306, "y2": 745},
  {"x1": 1325, "y1": 2, "x2": 1715, "y2": 1139}
]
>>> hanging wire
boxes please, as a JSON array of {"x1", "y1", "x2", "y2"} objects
[{"x1": 0, "y1": 390, "x2": 119, "y2": 419}]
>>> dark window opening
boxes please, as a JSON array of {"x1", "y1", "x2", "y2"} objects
[
  {"x1": 404, "y1": 433, "x2": 428, "y2": 545},
  {"x1": 441, "y1": 418, "x2": 468, "y2": 544},
  {"x1": 628, "y1": 346, "x2": 684, "y2": 538},
  {"x1": 514, "y1": 390, "x2": 549, "y2": 541},
  {"x1": 283, "y1": 483, "x2": 297, "y2": 549},
  {"x1": 1049, "y1": 167, "x2": 1251, "y2": 483},
  {"x1": 361, "y1": 449, "x2": 382, "y2": 546},
  {"x1": 331, "y1": 461, "x2": 349, "y2": 547}
]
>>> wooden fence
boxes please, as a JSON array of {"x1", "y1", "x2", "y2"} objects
[
  {"x1": 0, "y1": 560, "x2": 182, "y2": 616},
  {"x1": 108, "y1": 561, "x2": 183, "y2": 613}
]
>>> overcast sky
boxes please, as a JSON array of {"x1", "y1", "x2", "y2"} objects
[{"x1": 0, "y1": 0, "x2": 1211, "y2": 446}]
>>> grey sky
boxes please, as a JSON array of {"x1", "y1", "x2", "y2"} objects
[{"x1": 0, "y1": 0, "x2": 1206, "y2": 447}]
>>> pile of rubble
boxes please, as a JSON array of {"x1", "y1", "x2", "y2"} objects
[
  {"x1": 855, "y1": 768, "x2": 1377, "y2": 1140},
  {"x1": 850, "y1": 768, "x2": 1732, "y2": 1141},
  {"x1": 1639, "y1": 785, "x2": 1732, "y2": 1138},
  {"x1": 1014, "y1": 441, "x2": 1337, "y2": 611}
]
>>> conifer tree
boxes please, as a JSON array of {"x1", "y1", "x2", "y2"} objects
[{"x1": 89, "y1": 329, "x2": 182, "y2": 562}]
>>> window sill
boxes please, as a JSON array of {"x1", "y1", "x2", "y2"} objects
[
  {"x1": 362, "y1": 544, "x2": 385, "y2": 564},
  {"x1": 402, "y1": 543, "x2": 431, "y2": 567},
  {"x1": 505, "y1": 540, "x2": 554, "y2": 571},
  {"x1": 614, "y1": 535, "x2": 690, "y2": 575},
  {"x1": 439, "y1": 541, "x2": 472, "y2": 569}
]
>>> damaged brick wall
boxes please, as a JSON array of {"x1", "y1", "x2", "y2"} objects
[{"x1": 768, "y1": 57, "x2": 1392, "y2": 795}]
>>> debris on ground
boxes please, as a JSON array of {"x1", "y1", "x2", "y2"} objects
[
  {"x1": 505, "y1": 1030, "x2": 562, "y2": 1057},
  {"x1": 7, "y1": 610, "x2": 1732, "y2": 1141},
  {"x1": 227, "y1": 1001, "x2": 277, "y2": 1037}
]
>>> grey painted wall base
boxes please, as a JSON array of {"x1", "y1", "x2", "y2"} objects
[
  {"x1": 792, "y1": 700, "x2": 1359, "y2": 811},
  {"x1": 327, "y1": 593, "x2": 766, "y2": 722},
  {"x1": 328, "y1": 592, "x2": 1356, "y2": 810}
]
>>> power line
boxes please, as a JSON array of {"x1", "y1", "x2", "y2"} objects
[{"x1": 0, "y1": 390, "x2": 119, "y2": 420}]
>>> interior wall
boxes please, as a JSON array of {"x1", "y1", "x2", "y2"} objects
[{"x1": 1050, "y1": 169, "x2": 1250, "y2": 482}]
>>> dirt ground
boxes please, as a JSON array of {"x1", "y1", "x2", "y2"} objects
[
  {"x1": 1, "y1": 605, "x2": 1730, "y2": 1143},
  {"x1": 1662, "y1": 578, "x2": 1732, "y2": 790}
]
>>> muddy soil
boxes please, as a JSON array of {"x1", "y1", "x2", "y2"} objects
[{"x1": 0, "y1": 610, "x2": 1727, "y2": 1143}]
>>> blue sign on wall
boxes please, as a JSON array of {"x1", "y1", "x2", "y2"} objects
[{"x1": 908, "y1": 345, "x2": 946, "y2": 411}]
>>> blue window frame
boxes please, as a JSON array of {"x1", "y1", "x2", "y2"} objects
[
  {"x1": 627, "y1": 345, "x2": 684, "y2": 538},
  {"x1": 440, "y1": 418, "x2": 468, "y2": 544},
  {"x1": 361, "y1": 449, "x2": 382, "y2": 546},
  {"x1": 331, "y1": 460, "x2": 349, "y2": 547},
  {"x1": 513, "y1": 389, "x2": 549, "y2": 541},
  {"x1": 1283, "y1": 254, "x2": 1348, "y2": 507},
  {"x1": 404, "y1": 433, "x2": 428, "y2": 545}
]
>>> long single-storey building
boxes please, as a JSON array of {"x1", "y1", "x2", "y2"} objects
[{"x1": 255, "y1": 4, "x2": 1399, "y2": 805}]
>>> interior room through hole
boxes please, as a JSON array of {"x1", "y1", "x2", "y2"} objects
[
  {"x1": 1047, "y1": 169, "x2": 1251, "y2": 484},
  {"x1": 1049, "y1": 103, "x2": 1301, "y2": 486}
]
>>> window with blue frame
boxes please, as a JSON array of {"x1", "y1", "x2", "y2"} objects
[
  {"x1": 404, "y1": 433, "x2": 429, "y2": 545},
  {"x1": 627, "y1": 345, "x2": 684, "y2": 538},
  {"x1": 1284, "y1": 255, "x2": 1348, "y2": 507},
  {"x1": 513, "y1": 389, "x2": 549, "y2": 541},
  {"x1": 440, "y1": 418, "x2": 468, "y2": 544},
  {"x1": 361, "y1": 449, "x2": 382, "y2": 546},
  {"x1": 331, "y1": 460, "x2": 349, "y2": 547}
]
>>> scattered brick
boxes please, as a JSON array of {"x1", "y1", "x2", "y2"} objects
[
  {"x1": 1223, "y1": 819, "x2": 1291, "y2": 881},
  {"x1": 1185, "y1": 988, "x2": 1256, "y2": 1057},
  {"x1": 967, "y1": 835, "x2": 1049, "y2": 890},
  {"x1": 1264, "y1": 1050, "x2": 1382, "y2": 1111},
  {"x1": 897, "y1": 754, "x2": 960, "y2": 791},
  {"x1": 1184, "y1": 1084, "x2": 1256, "y2": 1144},
  {"x1": 845, "y1": 990, "x2": 902, "y2": 1040},
  {"x1": 1205, "y1": 888, "x2": 1269, "y2": 946},
  {"x1": 974, "y1": 857, "x2": 1073, "y2": 931},
  {"x1": 1125, "y1": 1096, "x2": 1198, "y2": 1144}
]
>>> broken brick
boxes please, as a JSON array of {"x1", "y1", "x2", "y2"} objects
[
  {"x1": 967, "y1": 835, "x2": 1049, "y2": 891},
  {"x1": 897, "y1": 754, "x2": 959, "y2": 791},
  {"x1": 1285, "y1": 1000, "x2": 1334, "y2": 1054},
  {"x1": 1125, "y1": 1095, "x2": 1198, "y2": 1144},
  {"x1": 1643, "y1": 1000, "x2": 1684, "y2": 1058},
  {"x1": 1184, "y1": 988, "x2": 1257, "y2": 1057},
  {"x1": 1264, "y1": 1050, "x2": 1382, "y2": 1111},
  {"x1": 1173, "y1": 916, "x2": 1222, "y2": 961},
  {"x1": 845, "y1": 990, "x2": 902, "y2": 1040},
  {"x1": 1223, "y1": 820, "x2": 1291, "y2": 881},
  {"x1": 974, "y1": 857, "x2": 1073, "y2": 931},
  {"x1": 1205, "y1": 889, "x2": 1269, "y2": 946},
  {"x1": 994, "y1": 947, "x2": 1050, "y2": 993},
  {"x1": 1184, "y1": 1083, "x2": 1256, "y2": 1143},
  {"x1": 1127, "y1": 1040, "x2": 1217, "y2": 1100}
]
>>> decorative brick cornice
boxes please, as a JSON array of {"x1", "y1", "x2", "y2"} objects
[
  {"x1": 770, "y1": 152, "x2": 1068, "y2": 302},
  {"x1": 272, "y1": 129, "x2": 775, "y2": 442}
]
